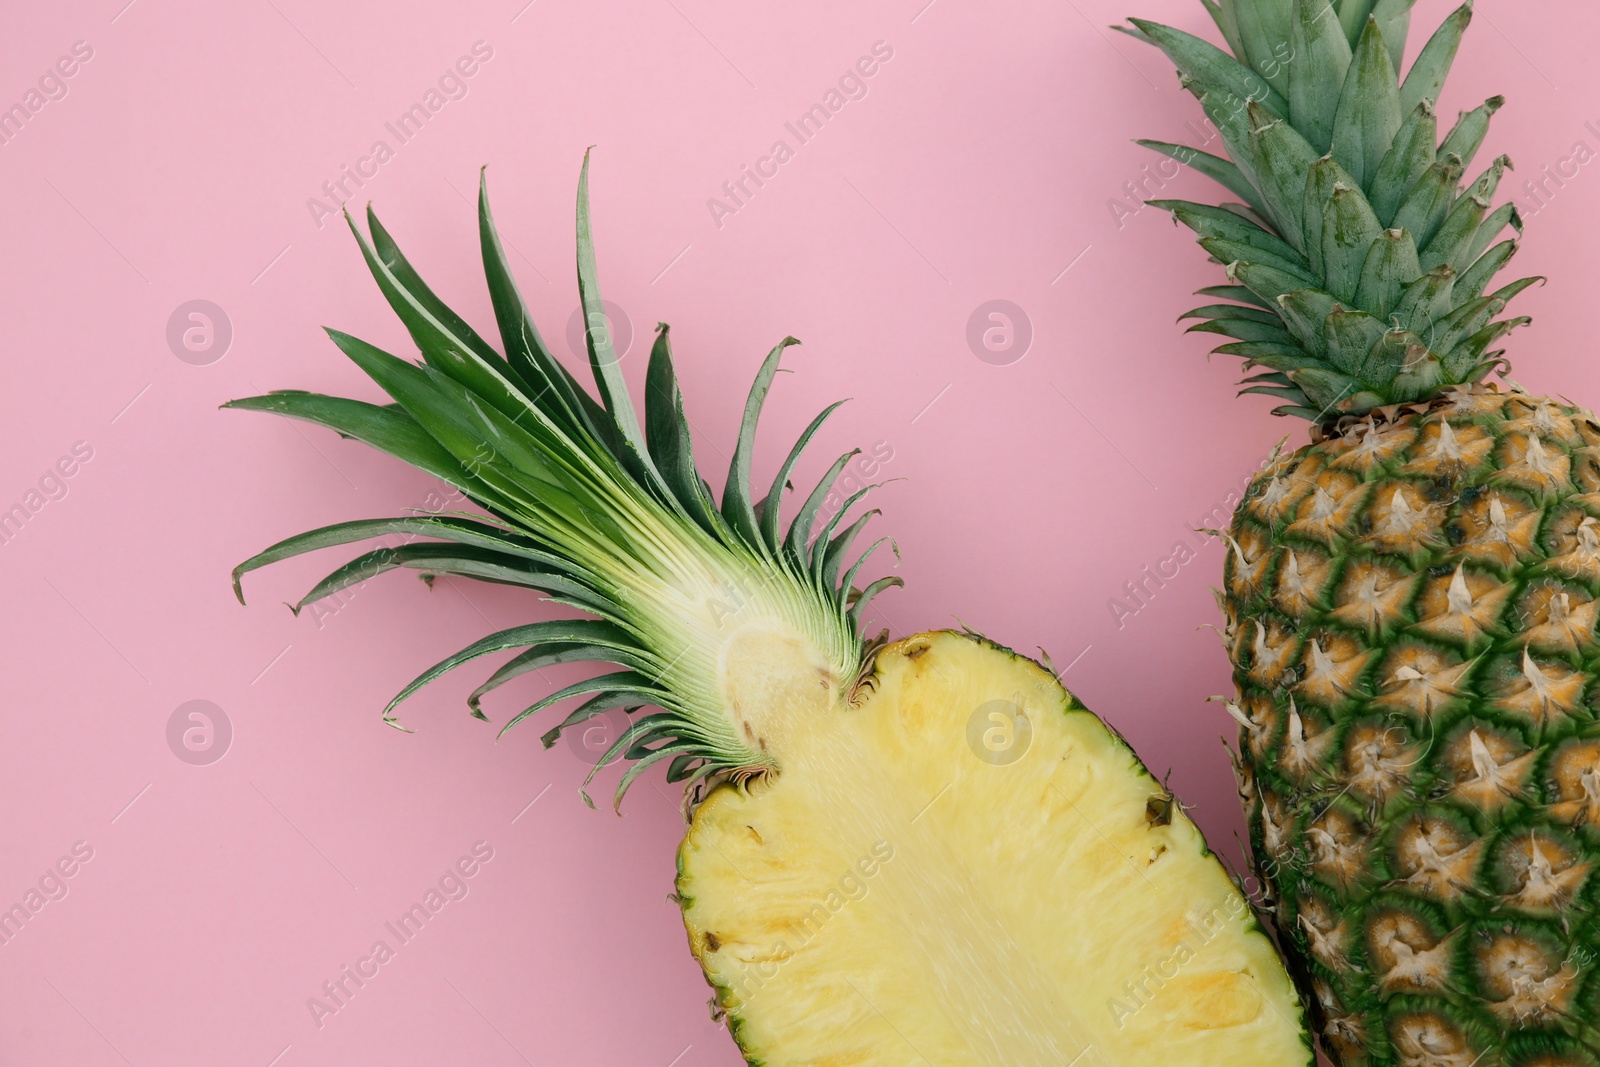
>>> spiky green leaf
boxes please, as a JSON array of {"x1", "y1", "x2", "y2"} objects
[{"x1": 1330, "y1": 17, "x2": 1403, "y2": 188}]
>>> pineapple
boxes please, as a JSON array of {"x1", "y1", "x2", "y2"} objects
[
  {"x1": 1131, "y1": 0, "x2": 1600, "y2": 1062},
  {"x1": 226, "y1": 156, "x2": 1312, "y2": 1065}
]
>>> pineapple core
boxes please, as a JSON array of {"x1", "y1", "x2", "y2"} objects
[{"x1": 720, "y1": 626, "x2": 839, "y2": 757}]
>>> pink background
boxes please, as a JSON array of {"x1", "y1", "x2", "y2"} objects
[{"x1": 1, "y1": 0, "x2": 1593, "y2": 1063}]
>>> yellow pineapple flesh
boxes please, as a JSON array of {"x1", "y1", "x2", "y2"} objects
[{"x1": 682, "y1": 631, "x2": 1309, "y2": 1065}]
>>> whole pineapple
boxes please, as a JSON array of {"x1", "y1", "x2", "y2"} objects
[
  {"x1": 1131, "y1": 1, "x2": 1600, "y2": 1063},
  {"x1": 228, "y1": 156, "x2": 1312, "y2": 1064}
]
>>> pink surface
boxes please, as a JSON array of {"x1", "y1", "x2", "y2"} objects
[{"x1": 1, "y1": 1, "x2": 1592, "y2": 1063}]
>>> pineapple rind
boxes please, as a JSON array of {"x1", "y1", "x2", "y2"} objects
[{"x1": 1225, "y1": 388, "x2": 1600, "y2": 1065}]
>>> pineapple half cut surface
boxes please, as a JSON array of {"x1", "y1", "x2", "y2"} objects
[
  {"x1": 681, "y1": 631, "x2": 1307, "y2": 1064},
  {"x1": 227, "y1": 157, "x2": 1311, "y2": 1066}
]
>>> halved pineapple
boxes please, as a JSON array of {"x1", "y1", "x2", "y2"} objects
[{"x1": 230, "y1": 156, "x2": 1311, "y2": 1065}]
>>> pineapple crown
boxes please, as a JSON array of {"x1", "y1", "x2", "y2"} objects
[
  {"x1": 227, "y1": 154, "x2": 899, "y2": 808},
  {"x1": 1129, "y1": 0, "x2": 1538, "y2": 420}
]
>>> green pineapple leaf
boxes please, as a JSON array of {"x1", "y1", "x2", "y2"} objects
[
  {"x1": 227, "y1": 160, "x2": 898, "y2": 806},
  {"x1": 1133, "y1": 0, "x2": 1535, "y2": 418}
]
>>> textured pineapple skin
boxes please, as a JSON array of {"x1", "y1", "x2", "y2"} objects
[{"x1": 1225, "y1": 386, "x2": 1600, "y2": 1066}]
